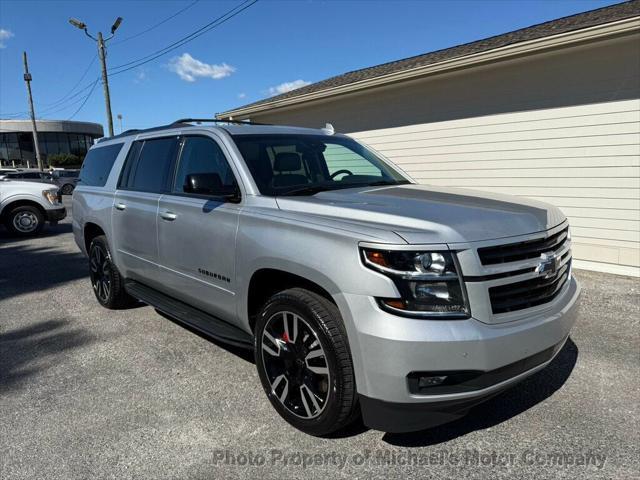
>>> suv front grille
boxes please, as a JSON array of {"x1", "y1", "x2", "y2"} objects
[
  {"x1": 478, "y1": 227, "x2": 569, "y2": 265},
  {"x1": 488, "y1": 257, "x2": 571, "y2": 314}
]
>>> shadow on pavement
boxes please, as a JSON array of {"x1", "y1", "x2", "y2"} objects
[
  {"x1": 0, "y1": 221, "x2": 72, "y2": 239},
  {"x1": 382, "y1": 338, "x2": 579, "y2": 447},
  {"x1": 0, "y1": 242, "x2": 88, "y2": 301},
  {"x1": 0, "y1": 319, "x2": 96, "y2": 393}
]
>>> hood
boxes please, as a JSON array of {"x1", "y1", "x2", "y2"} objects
[
  {"x1": 275, "y1": 184, "x2": 566, "y2": 244},
  {"x1": 1, "y1": 180, "x2": 58, "y2": 192}
]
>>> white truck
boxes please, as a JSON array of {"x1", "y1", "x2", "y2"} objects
[{"x1": 0, "y1": 180, "x2": 66, "y2": 235}]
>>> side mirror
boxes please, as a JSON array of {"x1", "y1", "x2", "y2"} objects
[{"x1": 184, "y1": 173, "x2": 240, "y2": 202}]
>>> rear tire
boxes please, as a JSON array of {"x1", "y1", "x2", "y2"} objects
[
  {"x1": 254, "y1": 288, "x2": 359, "y2": 436},
  {"x1": 61, "y1": 183, "x2": 74, "y2": 195},
  {"x1": 4, "y1": 205, "x2": 44, "y2": 236},
  {"x1": 89, "y1": 235, "x2": 136, "y2": 309}
]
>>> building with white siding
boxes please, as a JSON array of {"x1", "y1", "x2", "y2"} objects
[{"x1": 218, "y1": 2, "x2": 640, "y2": 276}]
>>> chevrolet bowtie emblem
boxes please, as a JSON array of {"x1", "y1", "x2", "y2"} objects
[{"x1": 536, "y1": 252, "x2": 561, "y2": 278}]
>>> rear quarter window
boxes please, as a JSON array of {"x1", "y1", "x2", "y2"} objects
[{"x1": 78, "y1": 143, "x2": 124, "y2": 187}]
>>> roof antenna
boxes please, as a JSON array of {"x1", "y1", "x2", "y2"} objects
[{"x1": 321, "y1": 123, "x2": 335, "y2": 135}]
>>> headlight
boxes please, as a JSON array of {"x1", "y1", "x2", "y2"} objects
[
  {"x1": 362, "y1": 248, "x2": 470, "y2": 318},
  {"x1": 42, "y1": 190, "x2": 59, "y2": 205}
]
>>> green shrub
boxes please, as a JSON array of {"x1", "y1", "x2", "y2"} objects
[{"x1": 48, "y1": 153, "x2": 82, "y2": 168}]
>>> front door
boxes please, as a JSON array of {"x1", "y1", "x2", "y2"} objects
[{"x1": 157, "y1": 134, "x2": 242, "y2": 323}]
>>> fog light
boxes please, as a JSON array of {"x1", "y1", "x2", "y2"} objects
[{"x1": 418, "y1": 375, "x2": 447, "y2": 388}]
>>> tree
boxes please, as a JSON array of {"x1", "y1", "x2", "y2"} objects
[{"x1": 47, "y1": 153, "x2": 82, "y2": 168}]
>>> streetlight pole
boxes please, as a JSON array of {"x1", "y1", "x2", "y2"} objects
[
  {"x1": 117, "y1": 113, "x2": 123, "y2": 133},
  {"x1": 22, "y1": 51, "x2": 43, "y2": 172},
  {"x1": 97, "y1": 31, "x2": 115, "y2": 137},
  {"x1": 69, "y1": 16, "x2": 122, "y2": 137}
]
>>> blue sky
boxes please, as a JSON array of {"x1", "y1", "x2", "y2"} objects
[{"x1": 0, "y1": 0, "x2": 622, "y2": 132}]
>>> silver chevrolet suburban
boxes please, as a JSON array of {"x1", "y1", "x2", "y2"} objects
[{"x1": 72, "y1": 119, "x2": 580, "y2": 435}]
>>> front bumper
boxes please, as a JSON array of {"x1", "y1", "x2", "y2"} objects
[
  {"x1": 46, "y1": 206, "x2": 66, "y2": 223},
  {"x1": 335, "y1": 276, "x2": 580, "y2": 432}
]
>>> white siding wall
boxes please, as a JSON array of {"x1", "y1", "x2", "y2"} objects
[
  {"x1": 249, "y1": 33, "x2": 640, "y2": 276},
  {"x1": 350, "y1": 99, "x2": 640, "y2": 276}
]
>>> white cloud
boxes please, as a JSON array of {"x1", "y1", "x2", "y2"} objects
[
  {"x1": 168, "y1": 53, "x2": 235, "y2": 82},
  {"x1": 237, "y1": 92, "x2": 246, "y2": 99},
  {"x1": 133, "y1": 69, "x2": 148, "y2": 84},
  {"x1": 0, "y1": 28, "x2": 14, "y2": 48},
  {"x1": 267, "y1": 79, "x2": 311, "y2": 96}
]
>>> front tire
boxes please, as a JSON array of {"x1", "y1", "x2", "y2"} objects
[
  {"x1": 254, "y1": 288, "x2": 359, "y2": 436},
  {"x1": 61, "y1": 183, "x2": 74, "y2": 195},
  {"x1": 4, "y1": 205, "x2": 44, "y2": 236},
  {"x1": 89, "y1": 235, "x2": 135, "y2": 309}
]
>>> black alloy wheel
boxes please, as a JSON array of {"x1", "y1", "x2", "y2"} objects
[
  {"x1": 88, "y1": 235, "x2": 136, "y2": 309},
  {"x1": 90, "y1": 241, "x2": 112, "y2": 304},
  {"x1": 254, "y1": 288, "x2": 359, "y2": 436},
  {"x1": 261, "y1": 310, "x2": 330, "y2": 419}
]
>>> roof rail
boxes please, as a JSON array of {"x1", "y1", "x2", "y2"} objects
[
  {"x1": 173, "y1": 118, "x2": 270, "y2": 126},
  {"x1": 96, "y1": 121, "x2": 192, "y2": 143},
  {"x1": 96, "y1": 118, "x2": 268, "y2": 144}
]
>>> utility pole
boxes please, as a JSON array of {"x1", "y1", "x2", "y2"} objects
[
  {"x1": 97, "y1": 32, "x2": 114, "y2": 137},
  {"x1": 117, "y1": 113, "x2": 123, "y2": 133},
  {"x1": 69, "y1": 16, "x2": 122, "y2": 137},
  {"x1": 22, "y1": 51, "x2": 43, "y2": 172}
]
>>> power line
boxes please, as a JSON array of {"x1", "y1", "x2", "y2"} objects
[
  {"x1": 42, "y1": 55, "x2": 97, "y2": 107},
  {"x1": 1, "y1": 56, "x2": 97, "y2": 117},
  {"x1": 67, "y1": 77, "x2": 101, "y2": 120},
  {"x1": 1, "y1": 0, "x2": 257, "y2": 120},
  {"x1": 111, "y1": 0, "x2": 200, "y2": 46},
  {"x1": 42, "y1": 79, "x2": 100, "y2": 118},
  {"x1": 108, "y1": 0, "x2": 258, "y2": 76},
  {"x1": 1, "y1": 0, "x2": 196, "y2": 118}
]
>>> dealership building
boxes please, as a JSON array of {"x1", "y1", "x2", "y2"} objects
[
  {"x1": 0, "y1": 119, "x2": 104, "y2": 168},
  {"x1": 218, "y1": 2, "x2": 640, "y2": 276}
]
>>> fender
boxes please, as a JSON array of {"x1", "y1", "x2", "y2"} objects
[
  {"x1": 239, "y1": 257, "x2": 344, "y2": 328},
  {"x1": 0, "y1": 191, "x2": 51, "y2": 217}
]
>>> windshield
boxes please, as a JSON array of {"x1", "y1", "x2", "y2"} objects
[{"x1": 231, "y1": 134, "x2": 410, "y2": 196}]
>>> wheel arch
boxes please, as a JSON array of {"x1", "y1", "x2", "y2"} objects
[
  {"x1": 246, "y1": 267, "x2": 338, "y2": 333},
  {"x1": 0, "y1": 199, "x2": 47, "y2": 222},
  {"x1": 83, "y1": 222, "x2": 106, "y2": 253}
]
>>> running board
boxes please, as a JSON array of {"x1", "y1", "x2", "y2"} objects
[{"x1": 125, "y1": 280, "x2": 253, "y2": 349}]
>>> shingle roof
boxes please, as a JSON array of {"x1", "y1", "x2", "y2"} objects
[{"x1": 221, "y1": 1, "x2": 639, "y2": 116}]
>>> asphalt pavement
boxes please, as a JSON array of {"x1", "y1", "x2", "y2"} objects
[{"x1": 0, "y1": 197, "x2": 638, "y2": 479}]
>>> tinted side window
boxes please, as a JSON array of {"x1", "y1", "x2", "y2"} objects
[
  {"x1": 79, "y1": 143, "x2": 124, "y2": 187},
  {"x1": 173, "y1": 137, "x2": 237, "y2": 194},
  {"x1": 127, "y1": 137, "x2": 177, "y2": 193}
]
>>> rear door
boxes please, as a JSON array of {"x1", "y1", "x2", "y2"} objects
[
  {"x1": 157, "y1": 133, "x2": 242, "y2": 322},
  {"x1": 112, "y1": 136, "x2": 179, "y2": 288}
]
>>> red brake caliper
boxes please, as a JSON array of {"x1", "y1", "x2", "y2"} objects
[{"x1": 282, "y1": 332, "x2": 290, "y2": 343}]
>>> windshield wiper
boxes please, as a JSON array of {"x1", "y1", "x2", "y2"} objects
[
  {"x1": 365, "y1": 180, "x2": 411, "y2": 187},
  {"x1": 280, "y1": 185, "x2": 336, "y2": 196},
  {"x1": 281, "y1": 179, "x2": 411, "y2": 196}
]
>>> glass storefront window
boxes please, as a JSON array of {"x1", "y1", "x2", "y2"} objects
[
  {"x1": 0, "y1": 131, "x2": 98, "y2": 167},
  {"x1": 0, "y1": 139, "x2": 9, "y2": 166},
  {"x1": 57, "y1": 133, "x2": 71, "y2": 154}
]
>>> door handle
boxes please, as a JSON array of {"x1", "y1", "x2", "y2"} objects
[
  {"x1": 114, "y1": 203, "x2": 126, "y2": 211},
  {"x1": 160, "y1": 211, "x2": 177, "y2": 221}
]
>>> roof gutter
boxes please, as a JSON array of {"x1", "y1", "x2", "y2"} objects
[{"x1": 217, "y1": 16, "x2": 640, "y2": 119}]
